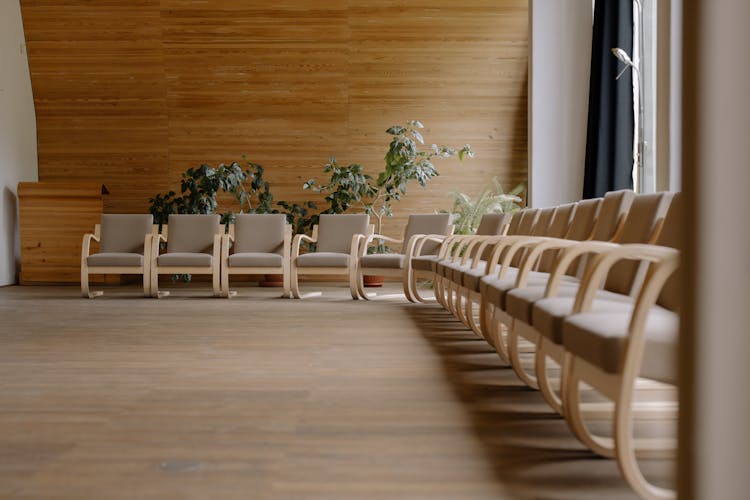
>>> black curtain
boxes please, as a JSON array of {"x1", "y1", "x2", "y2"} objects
[{"x1": 583, "y1": 0, "x2": 634, "y2": 198}]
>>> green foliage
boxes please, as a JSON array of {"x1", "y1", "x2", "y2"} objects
[
  {"x1": 305, "y1": 120, "x2": 475, "y2": 252},
  {"x1": 447, "y1": 179, "x2": 525, "y2": 235}
]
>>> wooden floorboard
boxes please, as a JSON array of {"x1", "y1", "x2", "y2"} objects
[{"x1": 0, "y1": 284, "x2": 674, "y2": 499}]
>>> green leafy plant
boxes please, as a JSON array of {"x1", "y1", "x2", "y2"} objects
[
  {"x1": 304, "y1": 120, "x2": 474, "y2": 252},
  {"x1": 447, "y1": 179, "x2": 525, "y2": 235}
]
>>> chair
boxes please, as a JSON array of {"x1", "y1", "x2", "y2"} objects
[
  {"x1": 221, "y1": 214, "x2": 292, "y2": 298},
  {"x1": 407, "y1": 212, "x2": 510, "y2": 303},
  {"x1": 150, "y1": 214, "x2": 223, "y2": 298},
  {"x1": 559, "y1": 194, "x2": 682, "y2": 500},
  {"x1": 352, "y1": 213, "x2": 453, "y2": 300},
  {"x1": 81, "y1": 214, "x2": 156, "y2": 298},
  {"x1": 513, "y1": 192, "x2": 671, "y2": 399},
  {"x1": 290, "y1": 214, "x2": 371, "y2": 299}
]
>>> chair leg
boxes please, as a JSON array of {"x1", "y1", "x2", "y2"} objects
[
  {"x1": 150, "y1": 265, "x2": 160, "y2": 298},
  {"x1": 614, "y1": 377, "x2": 677, "y2": 500},
  {"x1": 563, "y1": 357, "x2": 616, "y2": 458},
  {"x1": 290, "y1": 265, "x2": 302, "y2": 299},
  {"x1": 80, "y1": 264, "x2": 102, "y2": 298},
  {"x1": 508, "y1": 319, "x2": 539, "y2": 389},
  {"x1": 465, "y1": 293, "x2": 482, "y2": 336},
  {"x1": 282, "y1": 268, "x2": 291, "y2": 299},
  {"x1": 349, "y1": 266, "x2": 361, "y2": 300},
  {"x1": 403, "y1": 268, "x2": 416, "y2": 302},
  {"x1": 221, "y1": 263, "x2": 230, "y2": 298},
  {"x1": 535, "y1": 337, "x2": 564, "y2": 414}
]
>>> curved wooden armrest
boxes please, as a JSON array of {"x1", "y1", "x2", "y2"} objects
[
  {"x1": 482, "y1": 235, "x2": 543, "y2": 277},
  {"x1": 81, "y1": 233, "x2": 100, "y2": 259},
  {"x1": 544, "y1": 240, "x2": 621, "y2": 297},
  {"x1": 151, "y1": 233, "x2": 167, "y2": 258},
  {"x1": 292, "y1": 233, "x2": 316, "y2": 259},
  {"x1": 512, "y1": 237, "x2": 578, "y2": 286},
  {"x1": 574, "y1": 244, "x2": 680, "y2": 313},
  {"x1": 410, "y1": 233, "x2": 448, "y2": 258},
  {"x1": 358, "y1": 233, "x2": 404, "y2": 258}
]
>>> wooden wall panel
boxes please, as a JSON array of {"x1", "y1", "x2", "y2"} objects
[{"x1": 21, "y1": 0, "x2": 528, "y2": 240}]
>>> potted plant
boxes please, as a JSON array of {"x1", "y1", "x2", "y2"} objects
[
  {"x1": 446, "y1": 178, "x2": 525, "y2": 235},
  {"x1": 304, "y1": 120, "x2": 474, "y2": 285}
]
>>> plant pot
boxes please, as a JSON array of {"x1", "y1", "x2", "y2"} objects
[
  {"x1": 259, "y1": 273, "x2": 283, "y2": 287},
  {"x1": 363, "y1": 275, "x2": 385, "y2": 287}
]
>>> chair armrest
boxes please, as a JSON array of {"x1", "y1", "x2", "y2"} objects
[
  {"x1": 574, "y1": 244, "x2": 680, "y2": 313},
  {"x1": 151, "y1": 233, "x2": 167, "y2": 260},
  {"x1": 482, "y1": 235, "x2": 545, "y2": 277},
  {"x1": 212, "y1": 233, "x2": 222, "y2": 264},
  {"x1": 81, "y1": 232, "x2": 100, "y2": 260},
  {"x1": 512, "y1": 238, "x2": 580, "y2": 287},
  {"x1": 292, "y1": 233, "x2": 316, "y2": 260},
  {"x1": 221, "y1": 234, "x2": 233, "y2": 261},
  {"x1": 544, "y1": 240, "x2": 622, "y2": 297},
  {"x1": 283, "y1": 225, "x2": 292, "y2": 263},
  {"x1": 358, "y1": 233, "x2": 405, "y2": 258}
]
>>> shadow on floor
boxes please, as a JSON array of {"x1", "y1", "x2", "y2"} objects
[{"x1": 401, "y1": 302, "x2": 671, "y2": 500}]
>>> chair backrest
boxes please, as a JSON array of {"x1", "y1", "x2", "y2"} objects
[
  {"x1": 166, "y1": 214, "x2": 221, "y2": 254},
  {"x1": 537, "y1": 203, "x2": 577, "y2": 272},
  {"x1": 515, "y1": 208, "x2": 540, "y2": 236},
  {"x1": 564, "y1": 198, "x2": 601, "y2": 241},
  {"x1": 505, "y1": 210, "x2": 525, "y2": 236},
  {"x1": 99, "y1": 214, "x2": 154, "y2": 254},
  {"x1": 475, "y1": 212, "x2": 511, "y2": 236},
  {"x1": 233, "y1": 214, "x2": 286, "y2": 255},
  {"x1": 530, "y1": 207, "x2": 557, "y2": 237},
  {"x1": 590, "y1": 189, "x2": 636, "y2": 241},
  {"x1": 316, "y1": 214, "x2": 370, "y2": 253},
  {"x1": 404, "y1": 213, "x2": 452, "y2": 255},
  {"x1": 604, "y1": 192, "x2": 674, "y2": 295},
  {"x1": 655, "y1": 193, "x2": 682, "y2": 311}
]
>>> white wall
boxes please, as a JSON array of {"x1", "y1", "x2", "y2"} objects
[
  {"x1": 0, "y1": 1, "x2": 37, "y2": 286},
  {"x1": 528, "y1": 0, "x2": 592, "y2": 207}
]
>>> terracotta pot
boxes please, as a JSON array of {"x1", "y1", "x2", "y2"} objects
[
  {"x1": 259, "y1": 273, "x2": 283, "y2": 287},
  {"x1": 363, "y1": 275, "x2": 385, "y2": 287}
]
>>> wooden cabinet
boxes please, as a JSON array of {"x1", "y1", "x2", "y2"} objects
[{"x1": 18, "y1": 182, "x2": 106, "y2": 284}]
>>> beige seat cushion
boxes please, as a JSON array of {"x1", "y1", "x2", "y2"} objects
[
  {"x1": 505, "y1": 278, "x2": 580, "y2": 324},
  {"x1": 100, "y1": 214, "x2": 153, "y2": 254},
  {"x1": 410, "y1": 255, "x2": 438, "y2": 272},
  {"x1": 158, "y1": 252, "x2": 213, "y2": 267},
  {"x1": 228, "y1": 252, "x2": 283, "y2": 268},
  {"x1": 478, "y1": 268, "x2": 520, "y2": 309},
  {"x1": 296, "y1": 252, "x2": 350, "y2": 268},
  {"x1": 531, "y1": 292, "x2": 633, "y2": 344},
  {"x1": 562, "y1": 307, "x2": 679, "y2": 384},
  {"x1": 360, "y1": 253, "x2": 405, "y2": 269},
  {"x1": 459, "y1": 261, "x2": 490, "y2": 292},
  {"x1": 87, "y1": 252, "x2": 143, "y2": 267}
]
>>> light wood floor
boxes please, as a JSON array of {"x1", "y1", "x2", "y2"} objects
[{"x1": 0, "y1": 283, "x2": 674, "y2": 499}]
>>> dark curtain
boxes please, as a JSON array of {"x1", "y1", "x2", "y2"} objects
[{"x1": 583, "y1": 0, "x2": 634, "y2": 198}]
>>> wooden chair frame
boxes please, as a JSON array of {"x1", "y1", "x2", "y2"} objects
[
  {"x1": 81, "y1": 223, "x2": 158, "y2": 298},
  {"x1": 290, "y1": 224, "x2": 373, "y2": 299},
  {"x1": 149, "y1": 223, "x2": 224, "y2": 298},
  {"x1": 559, "y1": 244, "x2": 679, "y2": 500},
  {"x1": 351, "y1": 224, "x2": 454, "y2": 301},
  {"x1": 220, "y1": 223, "x2": 292, "y2": 298}
]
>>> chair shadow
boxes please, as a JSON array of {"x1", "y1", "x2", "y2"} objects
[{"x1": 400, "y1": 302, "x2": 641, "y2": 500}]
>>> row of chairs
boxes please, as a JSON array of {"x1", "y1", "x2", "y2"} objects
[
  {"x1": 413, "y1": 190, "x2": 681, "y2": 500},
  {"x1": 81, "y1": 212, "x2": 464, "y2": 299}
]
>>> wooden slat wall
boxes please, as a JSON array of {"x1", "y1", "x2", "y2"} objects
[{"x1": 21, "y1": 0, "x2": 528, "y2": 239}]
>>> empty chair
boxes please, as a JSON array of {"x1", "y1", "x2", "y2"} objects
[
  {"x1": 290, "y1": 214, "x2": 371, "y2": 299},
  {"x1": 352, "y1": 213, "x2": 453, "y2": 300},
  {"x1": 559, "y1": 194, "x2": 683, "y2": 500},
  {"x1": 407, "y1": 212, "x2": 510, "y2": 302},
  {"x1": 150, "y1": 214, "x2": 223, "y2": 298},
  {"x1": 81, "y1": 214, "x2": 156, "y2": 298},
  {"x1": 221, "y1": 214, "x2": 292, "y2": 298}
]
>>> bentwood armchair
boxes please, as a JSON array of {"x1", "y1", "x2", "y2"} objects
[
  {"x1": 150, "y1": 214, "x2": 223, "y2": 298},
  {"x1": 221, "y1": 214, "x2": 292, "y2": 298},
  {"x1": 352, "y1": 213, "x2": 454, "y2": 301},
  {"x1": 81, "y1": 214, "x2": 157, "y2": 298},
  {"x1": 290, "y1": 214, "x2": 371, "y2": 299}
]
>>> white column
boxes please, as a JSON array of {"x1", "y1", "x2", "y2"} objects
[
  {"x1": 528, "y1": 0, "x2": 592, "y2": 207},
  {"x1": 0, "y1": 1, "x2": 38, "y2": 286}
]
